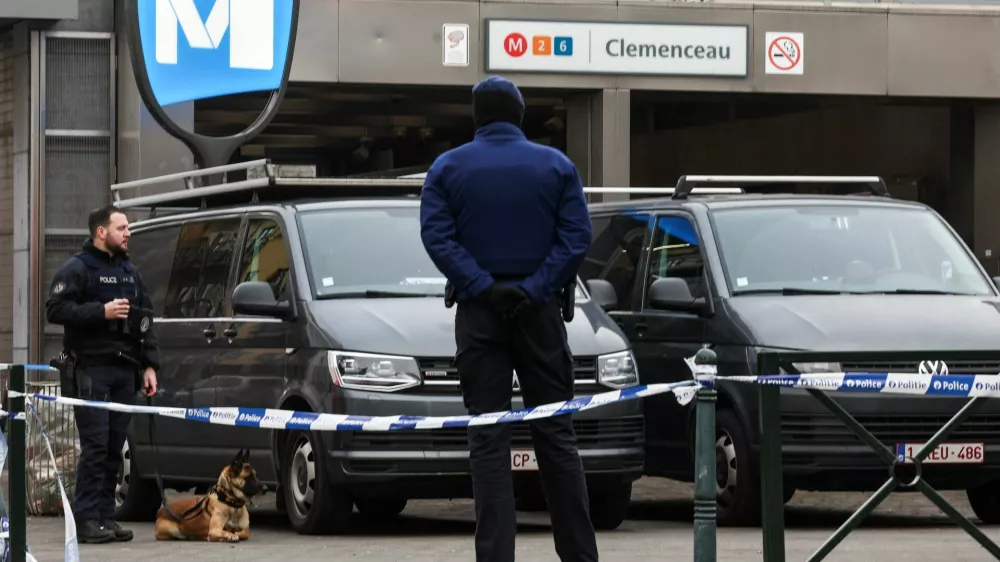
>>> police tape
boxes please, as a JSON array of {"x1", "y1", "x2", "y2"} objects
[
  {"x1": 9, "y1": 380, "x2": 704, "y2": 432},
  {"x1": 22, "y1": 403, "x2": 78, "y2": 562},
  {"x1": 696, "y1": 371, "x2": 1000, "y2": 397}
]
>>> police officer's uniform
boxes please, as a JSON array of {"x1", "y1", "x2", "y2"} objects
[
  {"x1": 419, "y1": 76, "x2": 598, "y2": 562},
  {"x1": 45, "y1": 237, "x2": 159, "y2": 544}
]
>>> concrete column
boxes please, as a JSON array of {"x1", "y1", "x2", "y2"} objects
[
  {"x1": 565, "y1": 94, "x2": 592, "y2": 187},
  {"x1": 10, "y1": 24, "x2": 34, "y2": 365},
  {"x1": 948, "y1": 102, "x2": 974, "y2": 248},
  {"x1": 592, "y1": 89, "x2": 630, "y2": 202},
  {"x1": 972, "y1": 104, "x2": 1000, "y2": 278},
  {"x1": 564, "y1": 89, "x2": 631, "y2": 203},
  {"x1": 115, "y1": 28, "x2": 195, "y2": 196}
]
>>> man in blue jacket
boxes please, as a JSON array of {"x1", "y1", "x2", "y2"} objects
[{"x1": 419, "y1": 75, "x2": 597, "y2": 562}]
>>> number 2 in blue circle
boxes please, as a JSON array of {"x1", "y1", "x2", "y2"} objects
[{"x1": 554, "y1": 36, "x2": 573, "y2": 56}]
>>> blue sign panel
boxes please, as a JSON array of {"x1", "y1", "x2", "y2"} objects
[{"x1": 137, "y1": 0, "x2": 295, "y2": 107}]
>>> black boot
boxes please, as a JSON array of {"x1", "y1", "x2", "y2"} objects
[
  {"x1": 76, "y1": 520, "x2": 115, "y2": 544},
  {"x1": 99, "y1": 519, "x2": 134, "y2": 542}
]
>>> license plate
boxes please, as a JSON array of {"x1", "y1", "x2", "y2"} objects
[
  {"x1": 896, "y1": 442, "x2": 984, "y2": 464},
  {"x1": 511, "y1": 450, "x2": 538, "y2": 471}
]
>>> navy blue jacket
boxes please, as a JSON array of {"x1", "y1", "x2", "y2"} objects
[
  {"x1": 419, "y1": 121, "x2": 592, "y2": 305},
  {"x1": 45, "y1": 238, "x2": 161, "y2": 371}
]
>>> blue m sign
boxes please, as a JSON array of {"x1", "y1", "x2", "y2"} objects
[{"x1": 137, "y1": 0, "x2": 295, "y2": 107}]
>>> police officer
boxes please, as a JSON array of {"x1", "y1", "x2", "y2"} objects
[
  {"x1": 419, "y1": 76, "x2": 597, "y2": 562},
  {"x1": 46, "y1": 205, "x2": 159, "y2": 544}
]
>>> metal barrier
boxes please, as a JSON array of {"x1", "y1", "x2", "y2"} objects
[{"x1": 689, "y1": 349, "x2": 1000, "y2": 562}]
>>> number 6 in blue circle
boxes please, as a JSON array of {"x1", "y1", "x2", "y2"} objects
[{"x1": 554, "y1": 36, "x2": 573, "y2": 56}]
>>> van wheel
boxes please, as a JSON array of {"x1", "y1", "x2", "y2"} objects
[
  {"x1": 354, "y1": 497, "x2": 407, "y2": 517},
  {"x1": 282, "y1": 430, "x2": 353, "y2": 534},
  {"x1": 967, "y1": 481, "x2": 1000, "y2": 524},
  {"x1": 114, "y1": 436, "x2": 162, "y2": 522},
  {"x1": 589, "y1": 480, "x2": 632, "y2": 530},
  {"x1": 716, "y1": 409, "x2": 761, "y2": 526}
]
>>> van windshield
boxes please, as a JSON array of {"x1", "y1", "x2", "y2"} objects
[
  {"x1": 298, "y1": 207, "x2": 448, "y2": 298},
  {"x1": 710, "y1": 204, "x2": 993, "y2": 296}
]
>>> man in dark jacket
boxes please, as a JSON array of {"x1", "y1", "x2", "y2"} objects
[
  {"x1": 419, "y1": 75, "x2": 597, "y2": 562},
  {"x1": 46, "y1": 205, "x2": 159, "y2": 544}
]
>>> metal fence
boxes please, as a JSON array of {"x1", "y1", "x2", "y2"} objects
[{"x1": 1, "y1": 367, "x2": 78, "y2": 517}]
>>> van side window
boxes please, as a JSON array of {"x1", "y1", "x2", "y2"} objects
[
  {"x1": 645, "y1": 215, "x2": 705, "y2": 303},
  {"x1": 237, "y1": 218, "x2": 291, "y2": 301},
  {"x1": 163, "y1": 218, "x2": 242, "y2": 318},
  {"x1": 579, "y1": 213, "x2": 649, "y2": 309},
  {"x1": 127, "y1": 225, "x2": 181, "y2": 315}
]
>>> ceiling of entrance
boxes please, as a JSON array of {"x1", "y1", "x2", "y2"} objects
[{"x1": 193, "y1": 83, "x2": 571, "y2": 176}]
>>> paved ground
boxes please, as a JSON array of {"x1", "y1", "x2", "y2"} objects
[{"x1": 17, "y1": 477, "x2": 1000, "y2": 561}]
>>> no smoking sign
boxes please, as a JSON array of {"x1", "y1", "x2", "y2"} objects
[{"x1": 765, "y1": 32, "x2": 804, "y2": 75}]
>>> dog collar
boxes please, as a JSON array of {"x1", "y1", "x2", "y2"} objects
[{"x1": 215, "y1": 490, "x2": 246, "y2": 508}]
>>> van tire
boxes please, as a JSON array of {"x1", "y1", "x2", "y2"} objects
[
  {"x1": 588, "y1": 480, "x2": 632, "y2": 530},
  {"x1": 967, "y1": 481, "x2": 1000, "y2": 524},
  {"x1": 114, "y1": 436, "x2": 162, "y2": 522},
  {"x1": 715, "y1": 409, "x2": 762, "y2": 527},
  {"x1": 282, "y1": 430, "x2": 353, "y2": 535}
]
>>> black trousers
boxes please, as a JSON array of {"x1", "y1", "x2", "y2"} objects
[
  {"x1": 71, "y1": 362, "x2": 135, "y2": 522},
  {"x1": 455, "y1": 296, "x2": 598, "y2": 562}
]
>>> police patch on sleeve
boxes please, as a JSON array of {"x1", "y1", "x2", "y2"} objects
[
  {"x1": 140, "y1": 316, "x2": 150, "y2": 333},
  {"x1": 52, "y1": 282, "x2": 65, "y2": 295}
]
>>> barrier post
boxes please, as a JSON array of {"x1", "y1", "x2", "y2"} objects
[
  {"x1": 692, "y1": 348, "x2": 718, "y2": 562},
  {"x1": 757, "y1": 354, "x2": 785, "y2": 562},
  {"x1": 8, "y1": 365, "x2": 25, "y2": 562}
]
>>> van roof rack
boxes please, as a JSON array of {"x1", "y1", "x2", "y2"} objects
[
  {"x1": 111, "y1": 159, "x2": 745, "y2": 214},
  {"x1": 671, "y1": 174, "x2": 890, "y2": 200}
]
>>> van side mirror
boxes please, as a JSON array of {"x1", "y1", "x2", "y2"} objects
[
  {"x1": 232, "y1": 281, "x2": 291, "y2": 319},
  {"x1": 585, "y1": 279, "x2": 618, "y2": 311},
  {"x1": 648, "y1": 277, "x2": 707, "y2": 314}
]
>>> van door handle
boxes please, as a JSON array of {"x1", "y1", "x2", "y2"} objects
[
  {"x1": 203, "y1": 327, "x2": 216, "y2": 341},
  {"x1": 634, "y1": 322, "x2": 649, "y2": 335},
  {"x1": 223, "y1": 324, "x2": 238, "y2": 342}
]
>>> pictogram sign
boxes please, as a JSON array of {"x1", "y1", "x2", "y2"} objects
[{"x1": 765, "y1": 32, "x2": 803, "y2": 75}]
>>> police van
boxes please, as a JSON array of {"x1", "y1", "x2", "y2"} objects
[
  {"x1": 578, "y1": 174, "x2": 1000, "y2": 526},
  {"x1": 109, "y1": 160, "x2": 644, "y2": 534}
]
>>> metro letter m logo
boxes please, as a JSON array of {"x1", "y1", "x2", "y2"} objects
[
  {"x1": 155, "y1": 0, "x2": 274, "y2": 70},
  {"x1": 507, "y1": 35, "x2": 524, "y2": 53}
]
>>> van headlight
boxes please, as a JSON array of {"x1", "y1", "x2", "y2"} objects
[
  {"x1": 597, "y1": 350, "x2": 639, "y2": 389},
  {"x1": 786, "y1": 362, "x2": 841, "y2": 374},
  {"x1": 327, "y1": 350, "x2": 422, "y2": 392}
]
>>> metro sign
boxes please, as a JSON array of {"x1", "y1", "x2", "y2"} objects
[
  {"x1": 125, "y1": 0, "x2": 301, "y2": 169},
  {"x1": 136, "y1": 0, "x2": 296, "y2": 107},
  {"x1": 503, "y1": 31, "x2": 573, "y2": 58}
]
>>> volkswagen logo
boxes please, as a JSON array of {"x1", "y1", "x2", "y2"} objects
[{"x1": 918, "y1": 360, "x2": 949, "y2": 375}]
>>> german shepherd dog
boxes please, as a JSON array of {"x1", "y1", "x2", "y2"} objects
[{"x1": 154, "y1": 449, "x2": 265, "y2": 542}]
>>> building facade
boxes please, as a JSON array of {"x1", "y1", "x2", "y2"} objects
[{"x1": 4, "y1": 0, "x2": 1000, "y2": 363}]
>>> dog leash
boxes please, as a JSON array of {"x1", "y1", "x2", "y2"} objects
[{"x1": 144, "y1": 392, "x2": 209, "y2": 521}]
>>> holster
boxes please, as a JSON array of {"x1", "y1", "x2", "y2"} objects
[
  {"x1": 50, "y1": 350, "x2": 78, "y2": 399},
  {"x1": 444, "y1": 280, "x2": 456, "y2": 309},
  {"x1": 560, "y1": 279, "x2": 575, "y2": 322}
]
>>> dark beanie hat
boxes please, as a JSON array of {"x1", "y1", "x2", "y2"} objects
[{"x1": 472, "y1": 75, "x2": 525, "y2": 129}]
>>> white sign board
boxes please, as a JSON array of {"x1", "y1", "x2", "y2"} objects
[
  {"x1": 443, "y1": 23, "x2": 470, "y2": 67},
  {"x1": 764, "y1": 32, "x2": 804, "y2": 75},
  {"x1": 486, "y1": 19, "x2": 748, "y2": 77}
]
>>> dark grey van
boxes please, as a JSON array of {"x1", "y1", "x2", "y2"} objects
[
  {"x1": 579, "y1": 175, "x2": 1000, "y2": 527},
  {"x1": 109, "y1": 166, "x2": 643, "y2": 534}
]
